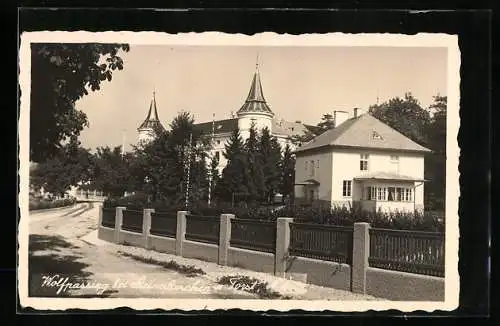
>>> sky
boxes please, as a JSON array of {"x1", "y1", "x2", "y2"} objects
[{"x1": 76, "y1": 45, "x2": 448, "y2": 152}]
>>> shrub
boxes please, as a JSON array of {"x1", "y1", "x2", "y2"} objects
[
  {"x1": 102, "y1": 196, "x2": 445, "y2": 232},
  {"x1": 29, "y1": 197, "x2": 77, "y2": 211}
]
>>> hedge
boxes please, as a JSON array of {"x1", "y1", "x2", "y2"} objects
[
  {"x1": 29, "y1": 197, "x2": 77, "y2": 211},
  {"x1": 103, "y1": 194, "x2": 445, "y2": 232}
]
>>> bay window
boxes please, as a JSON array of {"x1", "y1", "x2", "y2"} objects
[{"x1": 364, "y1": 186, "x2": 413, "y2": 202}]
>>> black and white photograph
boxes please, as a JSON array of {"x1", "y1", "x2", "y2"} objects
[{"x1": 18, "y1": 31, "x2": 460, "y2": 311}]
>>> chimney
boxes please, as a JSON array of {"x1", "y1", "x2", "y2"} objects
[
  {"x1": 295, "y1": 120, "x2": 302, "y2": 124},
  {"x1": 333, "y1": 110, "x2": 349, "y2": 127},
  {"x1": 353, "y1": 108, "x2": 360, "y2": 118}
]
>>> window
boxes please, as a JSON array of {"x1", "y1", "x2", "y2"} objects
[
  {"x1": 396, "y1": 187, "x2": 403, "y2": 201},
  {"x1": 403, "y1": 188, "x2": 413, "y2": 201},
  {"x1": 310, "y1": 160, "x2": 315, "y2": 177},
  {"x1": 217, "y1": 140, "x2": 221, "y2": 145},
  {"x1": 316, "y1": 160, "x2": 320, "y2": 168},
  {"x1": 372, "y1": 131, "x2": 383, "y2": 140},
  {"x1": 360, "y1": 154, "x2": 369, "y2": 171},
  {"x1": 376, "y1": 187, "x2": 387, "y2": 201},
  {"x1": 305, "y1": 161, "x2": 308, "y2": 171},
  {"x1": 390, "y1": 155, "x2": 399, "y2": 162},
  {"x1": 365, "y1": 186, "x2": 413, "y2": 202},
  {"x1": 342, "y1": 180, "x2": 352, "y2": 197},
  {"x1": 215, "y1": 151, "x2": 220, "y2": 161}
]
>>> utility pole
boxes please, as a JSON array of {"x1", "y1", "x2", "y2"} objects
[
  {"x1": 208, "y1": 113, "x2": 215, "y2": 206},
  {"x1": 121, "y1": 129, "x2": 126, "y2": 159},
  {"x1": 185, "y1": 133, "x2": 193, "y2": 209}
]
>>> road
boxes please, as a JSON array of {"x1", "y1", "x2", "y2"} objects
[{"x1": 28, "y1": 203, "x2": 256, "y2": 299}]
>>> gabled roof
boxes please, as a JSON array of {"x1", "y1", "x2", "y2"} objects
[
  {"x1": 138, "y1": 92, "x2": 165, "y2": 132},
  {"x1": 236, "y1": 65, "x2": 274, "y2": 117},
  {"x1": 294, "y1": 113, "x2": 431, "y2": 154}
]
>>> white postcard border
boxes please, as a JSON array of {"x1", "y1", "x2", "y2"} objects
[{"x1": 18, "y1": 31, "x2": 461, "y2": 312}]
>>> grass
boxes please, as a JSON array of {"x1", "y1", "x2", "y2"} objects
[
  {"x1": 217, "y1": 275, "x2": 293, "y2": 300},
  {"x1": 117, "y1": 251, "x2": 206, "y2": 277}
]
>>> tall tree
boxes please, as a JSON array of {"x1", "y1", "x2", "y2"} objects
[
  {"x1": 244, "y1": 123, "x2": 265, "y2": 202},
  {"x1": 30, "y1": 43, "x2": 130, "y2": 163},
  {"x1": 279, "y1": 143, "x2": 296, "y2": 203},
  {"x1": 259, "y1": 127, "x2": 282, "y2": 203},
  {"x1": 132, "y1": 111, "x2": 210, "y2": 206},
  {"x1": 208, "y1": 154, "x2": 220, "y2": 204},
  {"x1": 218, "y1": 126, "x2": 247, "y2": 204},
  {"x1": 424, "y1": 95, "x2": 447, "y2": 210},
  {"x1": 368, "y1": 92, "x2": 431, "y2": 147},
  {"x1": 90, "y1": 146, "x2": 132, "y2": 197}
]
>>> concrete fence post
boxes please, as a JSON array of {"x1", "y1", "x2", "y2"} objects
[
  {"x1": 352, "y1": 222, "x2": 371, "y2": 294},
  {"x1": 114, "y1": 206, "x2": 126, "y2": 244},
  {"x1": 143, "y1": 208, "x2": 155, "y2": 249},
  {"x1": 98, "y1": 205, "x2": 103, "y2": 228},
  {"x1": 218, "y1": 214, "x2": 235, "y2": 266},
  {"x1": 175, "y1": 211, "x2": 189, "y2": 256},
  {"x1": 275, "y1": 217, "x2": 294, "y2": 277}
]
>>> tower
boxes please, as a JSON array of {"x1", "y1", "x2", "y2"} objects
[
  {"x1": 137, "y1": 91, "x2": 165, "y2": 144},
  {"x1": 236, "y1": 58, "x2": 274, "y2": 140}
]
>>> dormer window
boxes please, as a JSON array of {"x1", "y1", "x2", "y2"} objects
[{"x1": 372, "y1": 131, "x2": 383, "y2": 140}]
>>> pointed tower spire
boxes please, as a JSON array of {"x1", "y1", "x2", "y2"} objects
[
  {"x1": 236, "y1": 58, "x2": 274, "y2": 117},
  {"x1": 138, "y1": 90, "x2": 165, "y2": 132}
]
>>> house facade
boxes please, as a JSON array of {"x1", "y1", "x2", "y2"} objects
[{"x1": 293, "y1": 109, "x2": 431, "y2": 213}]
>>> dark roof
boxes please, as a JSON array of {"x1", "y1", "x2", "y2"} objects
[
  {"x1": 236, "y1": 68, "x2": 274, "y2": 117},
  {"x1": 294, "y1": 113, "x2": 431, "y2": 154},
  {"x1": 194, "y1": 118, "x2": 239, "y2": 135},
  {"x1": 138, "y1": 93, "x2": 166, "y2": 132}
]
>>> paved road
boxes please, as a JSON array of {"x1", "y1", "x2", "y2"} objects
[{"x1": 28, "y1": 203, "x2": 256, "y2": 299}]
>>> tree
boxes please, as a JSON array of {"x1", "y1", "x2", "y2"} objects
[
  {"x1": 368, "y1": 92, "x2": 431, "y2": 147},
  {"x1": 131, "y1": 111, "x2": 210, "y2": 207},
  {"x1": 217, "y1": 126, "x2": 247, "y2": 204},
  {"x1": 424, "y1": 95, "x2": 447, "y2": 210},
  {"x1": 259, "y1": 127, "x2": 282, "y2": 203},
  {"x1": 316, "y1": 113, "x2": 336, "y2": 133},
  {"x1": 279, "y1": 144, "x2": 296, "y2": 202},
  {"x1": 208, "y1": 154, "x2": 220, "y2": 204},
  {"x1": 30, "y1": 155, "x2": 72, "y2": 198},
  {"x1": 30, "y1": 138, "x2": 94, "y2": 198},
  {"x1": 244, "y1": 123, "x2": 266, "y2": 203},
  {"x1": 30, "y1": 43, "x2": 130, "y2": 163},
  {"x1": 90, "y1": 146, "x2": 132, "y2": 197}
]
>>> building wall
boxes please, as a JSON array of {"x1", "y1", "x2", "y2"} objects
[
  {"x1": 238, "y1": 113, "x2": 273, "y2": 140},
  {"x1": 329, "y1": 148, "x2": 425, "y2": 210},
  {"x1": 138, "y1": 129, "x2": 156, "y2": 144},
  {"x1": 294, "y1": 152, "x2": 333, "y2": 202}
]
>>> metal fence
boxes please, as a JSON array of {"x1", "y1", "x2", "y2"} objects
[
  {"x1": 101, "y1": 207, "x2": 116, "y2": 228},
  {"x1": 185, "y1": 214, "x2": 220, "y2": 245},
  {"x1": 150, "y1": 212, "x2": 177, "y2": 238},
  {"x1": 289, "y1": 222, "x2": 353, "y2": 264},
  {"x1": 230, "y1": 219, "x2": 277, "y2": 253},
  {"x1": 369, "y1": 228, "x2": 445, "y2": 277},
  {"x1": 121, "y1": 209, "x2": 143, "y2": 233}
]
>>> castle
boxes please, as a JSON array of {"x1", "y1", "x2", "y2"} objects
[{"x1": 137, "y1": 63, "x2": 317, "y2": 172}]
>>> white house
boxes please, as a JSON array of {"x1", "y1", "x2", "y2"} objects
[{"x1": 293, "y1": 108, "x2": 432, "y2": 213}]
